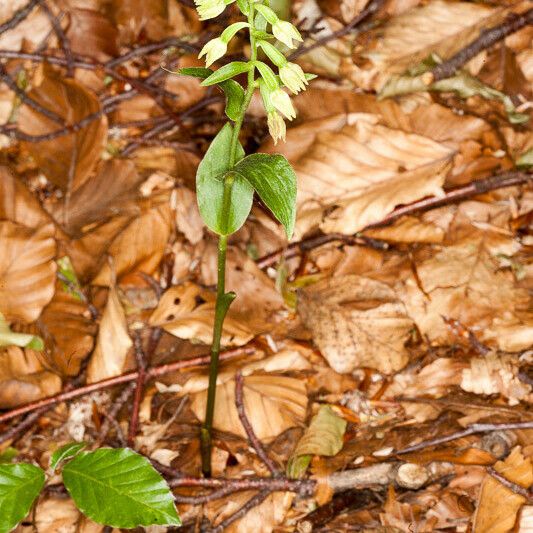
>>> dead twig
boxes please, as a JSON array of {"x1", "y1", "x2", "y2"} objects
[
  {"x1": 432, "y1": 8, "x2": 533, "y2": 81},
  {"x1": 256, "y1": 171, "x2": 532, "y2": 269},
  {"x1": 487, "y1": 466, "x2": 533, "y2": 502},
  {"x1": 0, "y1": 0, "x2": 39, "y2": 34},
  {"x1": 0, "y1": 346, "x2": 254, "y2": 426},
  {"x1": 396, "y1": 421, "x2": 533, "y2": 455},
  {"x1": 235, "y1": 372, "x2": 280, "y2": 476}
]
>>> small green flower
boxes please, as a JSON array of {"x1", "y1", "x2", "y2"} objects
[
  {"x1": 194, "y1": 0, "x2": 227, "y2": 21},
  {"x1": 267, "y1": 111, "x2": 286, "y2": 144},
  {"x1": 199, "y1": 38, "x2": 227, "y2": 67},
  {"x1": 271, "y1": 88, "x2": 296, "y2": 120},
  {"x1": 279, "y1": 62, "x2": 308, "y2": 94},
  {"x1": 272, "y1": 21, "x2": 303, "y2": 49}
]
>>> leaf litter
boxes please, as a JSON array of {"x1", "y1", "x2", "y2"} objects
[{"x1": 0, "y1": 0, "x2": 531, "y2": 531}]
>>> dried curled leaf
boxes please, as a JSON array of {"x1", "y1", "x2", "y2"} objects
[
  {"x1": 298, "y1": 275, "x2": 414, "y2": 374},
  {"x1": 191, "y1": 374, "x2": 308, "y2": 441}
]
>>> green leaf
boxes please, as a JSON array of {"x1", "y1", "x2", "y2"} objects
[
  {"x1": 0, "y1": 449, "x2": 17, "y2": 465},
  {"x1": 201, "y1": 62, "x2": 252, "y2": 86},
  {"x1": 287, "y1": 405, "x2": 347, "y2": 479},
  {"x1": 62, "y1": 448, "x2": 181, "y2": 528},
  {"x1": 0, "y1": 312, "x2": 43, "y2": 350},
  {"x1": 0, "y1": 463, "x2": 45, "y2": 533},
  {"x1": 179, "y1": 67, "x2": 244, "y2": 121},
  {"x1": 255, "y1": 61, "x2": 279, "y2": 91},
  {"x1": 232, "y1": 153, "x2": 297, "y2": 239},
  {"x1": 196, "y1": 123, "x2": 253, "y2": 235},
  {"x1": 57, "y1": 256, "x2": 82, "y2": 300},
  {"x1": 49, "y1": 442, "x2": 86, "y2": 471}
]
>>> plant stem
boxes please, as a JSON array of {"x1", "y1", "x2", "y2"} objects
[{"x1": 201, "y1": 1, "x2": 258, "y2": 477}]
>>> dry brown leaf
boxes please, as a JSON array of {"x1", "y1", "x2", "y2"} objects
[
  {"x1": 205, "y1": 490, "x2": 294, "y2": 533},
  {"x1": 0, "y1": 221, "x2": 56, "y2": 323},
  {"x1": 473, "y1": 446, "x2": 533, "y2": 533},
  {"x1": 34, "y1": 497, "x2": 102, "y2": 533},
  {"x1": 50, "y1": 159, "x2": 143, "y2": 237},
  {"x1": 461, "y1": 353, "x2": 532, "y2": 406},
  {"x1": 0, "y1": 345, "x2": 61, "y2": 408},
  {"x1": 92, "y1": 194, "x2": 172, "y2": 285},
  {"x1": 173, "y1": 185, "x2": 204, "y2": 245},
  {"x1": 400, "y1": 238, "x2": 532, "y2": 351},
  {"x1": 353, "y1": 0, "x2": 500, "y2": 91},
  {"x1": 363, "y1": 216, "x2": 445, "y2": 244},
  {"x1": 149, "y1": 283, "x2": 254, "y2": 347},
  {"x1": 0, "y1": 167, "x2": 51, "y2": 229},
  {"x1": 18, "y1": 64, "x2": 107, "y2": 194},
  {"x1": 519, "y1": 506, "x2": 533, "y2": 533},
  {"x1": 0, "y1": 1, "x2": 52, "y2": 50},
  {"x1": 277, "y1": 114, "x2": 453, "y2": 237},
  {"x1": 37, "y1": 283, "x2": 97, "y2": 376},
  {"x1": 86, "y1": 287, "x2": 132, "y2": 383},
  {"x1": 191, "y1": 374, "x2": 308, "y2": 441},
  {"x1": 298, "y1": 275, "x2": 414, "y2": 374}
]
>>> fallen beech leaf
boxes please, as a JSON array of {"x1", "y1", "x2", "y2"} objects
[
  {"x1": 35, "y1": 497, "x2": 102, "y2": 533},
  {"x1": 363, "y1": 216, "x2": 445, "y2": 244},
  {"x1": 287, "y1": 405, "x2": 347, "y2": 478},
  {"x1": 0, "y1": 346, "x2": 61, "y2": 408},
  {"x1": 0, "y1": 1, "x2": 51, "y2": 51},
  {"x1": 0, "y1": 221, "x2": 56, "y2": 323},
  {"x1": 288, "y1": 115, "x2": 453, "y2": 237},
  {"x1": 206, "y1": 490, "x2": 294, "y2": 533},
  {"x1": 86, "y1": 288, "x2": 132, "y2": 383},
  {"x1": 37, "y1": 282, "x2": 97, "y2": 376},
  {"x1": 173, "y1": 186, "x2": 204, "y2": 245},
  {"x1": 356, "y1": 0, "x2": 500, "y2": 91},
  {"x1": 473, "y1": 447, "x2": 533, "y2": 533},
  {"x1": 400, "y1": 238, "x2": 532, "y2": 352},
  {"x1": 191, "y1": 374, "x2": 308, "y2": 441},
  {"x1": 92, "y1": 194, "x2": 172, "y2": 285},
  {"x1": 18, "y1": 64, "x2": 107, "y2": 193},
  {"x1": 298, "y1": 275, "x2": 414, "y2": 374},
  {"x1": 150, "y1": 283, "x2": 254, "y2": 347},
  {"x1": 518, "y1": 506, "x2": 533, "y2": 533},
  {"x1": 401, "y1": 447, "x2": 496, "y2": 466}
]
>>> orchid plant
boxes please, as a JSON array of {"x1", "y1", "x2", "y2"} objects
[{"x1": 181, "y1": 0, "x2": 312, "y2": 476}]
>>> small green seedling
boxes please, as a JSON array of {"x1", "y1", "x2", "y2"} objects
[{"x1": 182, "y1": 0, "x2": 312, "y2": 476}]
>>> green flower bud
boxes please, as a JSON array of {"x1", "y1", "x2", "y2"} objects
[
  {"x1": 199, "y1": 38, "x2": 227, "y2": 67},
  {"x1": 194, "y1": 0, "x2": 232, "y2": 21},
  {"x1": 267, "y1": 111, "x2": 286, "y2": 145},
  {"x1": 271, "y1": 88, "x2": 296, "y2": 120},
  {"x1": 279, "y1": 62, "x2": 308, "y2": 94},
  {"x1": 272, "y1": 20, "x2": 303, "y2": 49}
]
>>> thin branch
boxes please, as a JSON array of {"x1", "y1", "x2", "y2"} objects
[
  {"x1": 487, "y1": 467, "x2": 533, "y2": 502},
  {"x1": 0, "y1": 346, "x2": 254, "y2": 425},
  {"x1": 0, "y1": 0, "x2": 39, "y2": 34},
  {"x1": 0, "y1": 407, "x2": 47, "y2": 445},
  {"x1": 95, "y1": 382, "x2": 135, "y2": 446},
  {"x1": 432, "y1": 8, "x2": 533, "y2": 81},
  {"x1": 396, "y1": 421, "x2": 533, "y2": 455},
  {"x1": 288, "y1": 0, "x2": 385, "y2": 61},
  {"x1": 256, "y1": 171, "x2": 532, "y2": 269},
  {"x1": 235, "y1": 371, "x2": 280, "y2": 476}
]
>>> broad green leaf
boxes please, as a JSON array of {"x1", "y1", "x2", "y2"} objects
[
  {"x1": 196, "y1": 123, "x2": 253, "y2": 235},
  {"x1": 49, "y1": 442, "x2": 86, "y2": 471},
  {"x1": 0, "y1": 449, "x2": 17, "y2": 464},
  {"x1": 232, "y1": 153, "x2": 297, "y2": 239},
  {"x1": 0, "y1": 312, "x2": 43, "y2": 350},
  {"x1": 179, "y1": 68, "x2": 244, "y2": 121},
  {"x1": 0, "y1": 463, "x2": 45, "y2": 533},
  {"x1": 62, "y1": 448, "x2": 181, "y2": 528},
  {"x1": 287, "y1": 405, "x2": 347, "y2": 479},
  {"x1": 201, "y1": 62, "x2": 252, "y2": 87},
  {"x1": 255, "y1": 61, "x2": 279, "y2": 91}
]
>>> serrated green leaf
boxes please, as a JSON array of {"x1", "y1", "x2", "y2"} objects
[
  {"x1": 179, "y1": 67, "x2": 244, "y2": 121},
  {"x1": 196, "y1": 123, "x2": 253, "y2": 235},
  {"x1": 287, "y1": 405, "x2": 347, "y2": 479},
  {"x1": 49, "y1": 442, "x2": 86, "y2": 471},
  {"x1": 201, "y1": 61, "x2": 252, "y2": 87},
  {"x1": 0, "y1": 312, "x2": 43, "y2": 350},
  {"x1": 232, "y1": 153, "x2": 297, "y2": 239},
  {"x1": 0, "y1": 463, "x2": 45, "y2": 533},
  {"x1": 62, "y1": 448, "x2": 181, "y2": 528}
]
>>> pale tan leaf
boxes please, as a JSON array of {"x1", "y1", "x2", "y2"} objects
[
  {"x1": 37, "y1": 283, "x2": 97, "y2": 376},
  {"x1": 0, "y1": 346, "x2": 61, "y2": 408},
  {"x1": 86, "y1": 288, "x2": 132, "y2": 383},
  {"x1": 288, "y1": 115, "x2": 453, "y2": 237},
  {"x1": 173, "y1": 186, "x2": 204, "y2": 245},
  {"x1": 473, "y1": 447, "x2": 533, "y2": 533},
  {"x1": 363, "y1": 216, "x2": 445, "y2": 244},
  {"x1": 518, "y1": 506, "x2": 533, "y2": 533},
  {"x1": 399, "y1": 239, "x2": 532, "y2": 351},
  {"x1": 0, "y1": 1, "x2": 52, "y2": 50},
  {"x1": 149, "y1": 283, "x2": 254, "y2": 347},
  {"x1": 18, "y1": 64, "x2": 107, "y2": 193},
  {"x1": 0, "y1": 221, "x2": 56, "y2": 323},
  {"x1": 34, "y1": 497, "x2": 103, "y2": 533},
  {"x1": 92, "y1": 194, "x2": 172, "y2": 285},
  {"x1": 358, "y1": 0, "x2": 500, "y2": 90},
  {"x1": 191, "y1": 374, "x2": 308, "y2": 441},
  {"x1": 298, "y1": 275, "x2": 414, "y2": 374},
  {"x1": 461, "y1": 353, "x2": 532, "y2": 406},
  {"x1": 206, "y1": 491, "x2": 294, "y2": 533}
]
